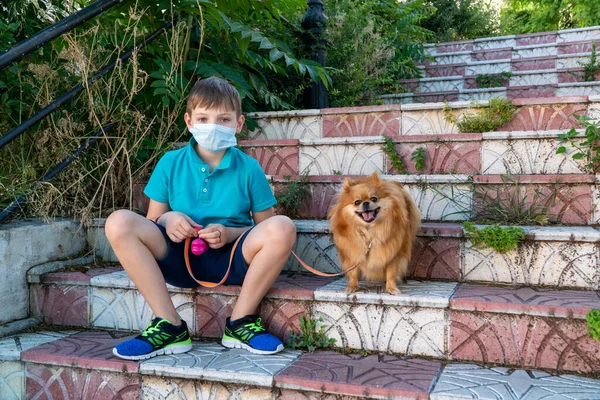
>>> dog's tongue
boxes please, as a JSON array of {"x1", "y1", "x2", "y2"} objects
[{"x1": 362, "y1": 210, "x2": 376, "y2": 222}]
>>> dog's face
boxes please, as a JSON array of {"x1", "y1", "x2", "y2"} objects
[{"x1": 335, "y1": 173, "x2": 398, "y2": 226}]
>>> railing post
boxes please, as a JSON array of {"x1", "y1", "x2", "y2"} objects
[{"x1": 301, "y1": 0, "x2": 328, "y2": 109}]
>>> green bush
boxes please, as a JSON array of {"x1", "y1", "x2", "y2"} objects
[
  {"x1": 446, "y1": 98, "x2": 516, "y2": 133},
  {"x1": 287, "y1": 315, "x2": 336, "y2": 352},
  {"x1": 587, "y1": 309, "x2": 600, "y2": 341}
]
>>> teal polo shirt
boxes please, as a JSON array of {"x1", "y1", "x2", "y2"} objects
[{"x1": 144, "y1": 139, "x2": 276, "y2": 228}]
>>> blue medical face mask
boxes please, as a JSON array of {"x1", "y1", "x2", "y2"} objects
[{"x1": 189, "y1": 123, "x2": 237, "y2": 152}]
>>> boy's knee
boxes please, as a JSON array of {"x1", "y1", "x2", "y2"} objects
[
  {"x1": 265, "y1": 216, "x2": 296, "y2": 248},
  {"x1": 105, "y1": 209, "x2": 136, "y2": 242}
]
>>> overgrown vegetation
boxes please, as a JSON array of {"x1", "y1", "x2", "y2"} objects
[
  {"x1": 274, "y1": 172, "x2": 309, "y2": 218},
  {"x1": 420, "y1": 0, "x2": 499, "y2": 42},
  {"x1": 325, "y1": 0, "x2": 432, "y2": 106},
  {"x1": 587, "y1": 309, "x2": 600, "y2": 342},
  {"x1": 462, "y1": 222, "x2": 525, "y2": 253},
  {"x1": 444, "y1": 98, "x2": 516, "y2": 133},
  {"x1": 287, "y1": 315, "x2": 336, "y2": 352},
  {"x1": 0, "y1": 0, "x2": 332, "y2": 223},
  {"x1": 500, "y1": 0, "x2": 600, "y2": 34},
  {"x1": 557, "y1": 114, "x2": 600, "y2": 173},
  {"x1": 475, "y1": 72, "x2": 513, "y2": 88},
  {"x1": 382, "y1": 135, "x2": 407, "y2": 173}
]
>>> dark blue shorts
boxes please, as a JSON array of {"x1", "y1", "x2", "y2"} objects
[{"x1": 152, "y1": 221, "x2": 253, "y2": 288}]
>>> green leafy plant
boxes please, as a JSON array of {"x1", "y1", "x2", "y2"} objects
[
  {"x1": 475, "y1": 72, "x2": 513, "y2": 88},
  {"x1": 445, "y1": 98, "x2": 517, "y2": 133},
  {"x1": 557, "y1": 114, "x2": 600, "y2": 173},
  {"x1": 287, "y1": 315, "x2": 336, "y2": 352},
  {"x1": 333, "y1": 170, "x2": 342, "y2": 175},
  {"x1": 462, "y1": 222, "x2": 525, "y2": 253},
  {"x1": 587, "y1": 309, "x2": 600, "y2": 341},
  {"x1": 410, "y1": 147, "x2": 427, "y2": 172},
  {"x1": 569, "y1": 42, "x2": 600, "y2": 82},
  {"x1": 382, "y1": 135, "x2": 407, "y2": 173},
  {"x1": 274, "y1": 172, "x2": 309, "y2": 218},
  {"x1": 420, "y1": 0, "x2": 499, "y2": 41}
]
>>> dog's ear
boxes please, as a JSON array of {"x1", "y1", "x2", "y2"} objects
[
  {"x1": 342, "y1": 177, "x2": 355, "y2": 191},
  {"x1": 368, "y1": 172, "x2": 381, "y2": 184}
]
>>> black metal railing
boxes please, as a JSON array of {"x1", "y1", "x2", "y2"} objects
[
  {"x1": 0, "y1": 0, "x2": 124, "y2": 69},
  {"x1": 0, "y1": 0, "x2": 172, "y2": 222}
]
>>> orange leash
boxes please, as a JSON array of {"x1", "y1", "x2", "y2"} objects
[{"x1": 183, "y1": 236, "x2": 370, "y2": 287}]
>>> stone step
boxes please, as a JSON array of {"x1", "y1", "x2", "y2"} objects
[
  {"x1": 383, "y1": 82, "x2": 600, "y2": 104},
  {"x1": 25, "y1": 261, "x2": 600, "y2": 373},
  {"x1": 246, "y1": 97, "x2": 598, "y2": 141},
  {"x1": 239, "y1": 131, "x2": 591, "y2": 176},
  {"x1": 4, "y1": 329, "x2": 600, "y2": 399},
  {"x1": 87, "y1": 219, "x2": 600, "y2": 289}
]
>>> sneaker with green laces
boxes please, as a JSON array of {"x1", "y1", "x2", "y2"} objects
[
  {"x1": 112, "y1": 317, "x2": 192, "y2": 360},
  {"x1": 221, "y1": 314, "x2": 284, "y2": 355}
]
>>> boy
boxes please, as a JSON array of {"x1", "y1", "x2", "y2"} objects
[{"x1": 105, "y1": 77, "x2": 296, "y2": 359}]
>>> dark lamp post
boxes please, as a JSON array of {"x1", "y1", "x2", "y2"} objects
[{"x1": 301, "y1": 0, "x2": 329, "y2": 109}]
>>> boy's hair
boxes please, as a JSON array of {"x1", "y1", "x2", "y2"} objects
[{"x1": 186, "y1": 77, "x2": 242, "y2": 116}]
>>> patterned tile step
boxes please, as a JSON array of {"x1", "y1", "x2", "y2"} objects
[
  {"x1": 430, "y1": 364, "x2": 600, "y2": 399},
  {"x1": 270, "y1": 173, "x2": 599, "y2": 224},
  {"x1": 3, "y1": 329, "x2": 600, "y2": 399},
  {"x1": 246, "y1": 97, "x2": 598, "y2": 140}
]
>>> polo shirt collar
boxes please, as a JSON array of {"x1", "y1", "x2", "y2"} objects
[{"x1": 188, "y1": 137, "x2": 232, "y2": 170}]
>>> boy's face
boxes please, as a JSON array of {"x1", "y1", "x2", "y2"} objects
[{"x1": 184, "y1": 106, "x2": 245, "y2": 133}]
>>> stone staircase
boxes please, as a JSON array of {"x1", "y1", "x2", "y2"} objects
[
  {"x1": 383, "y1": 26, "x2": 600, "y2": 104},
  {"x1": 5, "y1": 87, "x2": 600, "y2": 399}
]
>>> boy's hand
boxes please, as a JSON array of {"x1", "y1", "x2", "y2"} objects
[
  {"x1": 164, "y1": 211, "x2": 200, "y2": 243},
  {"x1": 198, "y1": 224, "x2": 227, "y2": 249}
]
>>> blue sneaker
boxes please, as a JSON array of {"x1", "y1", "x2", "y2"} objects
[
  {"x1": 221, "y1": 315, "x2": 284, "y2": 355},
  {"x1": 112, "y1": 317, "x2": 192, "y2": 360}
]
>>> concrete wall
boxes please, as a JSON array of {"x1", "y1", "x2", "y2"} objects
[
  {"x1": 0, "y1": 219, "x2": 87, "y2": 323},
  {"x1": 86, "y1": 218, "x2": 118, "y2": 262}
]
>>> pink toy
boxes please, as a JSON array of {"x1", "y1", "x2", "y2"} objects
[{"x1": 191, "y1": 226, "x2": 208, "y2": 255}]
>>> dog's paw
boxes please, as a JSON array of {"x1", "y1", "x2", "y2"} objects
[
  {"x1": 345, "y1": 285, "x2": 359, "y2": 294},
  {"x1": 385, "y1": 286, "x2": 400, "y2": 295}
]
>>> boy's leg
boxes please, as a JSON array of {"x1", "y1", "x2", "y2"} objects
[
  {"x1": 234, "y1": 215, "x2": 296, "y2": 320},
  {"x1": 105, "y1": 210, "x2": 181, "y2": 325}
]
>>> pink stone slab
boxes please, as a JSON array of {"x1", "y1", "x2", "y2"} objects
[
  {"x1": 267, "y1": 274, "x2": 337, "y2": 300},
  {"x1": 451, "y1": 283, "x2": 600, "y2": 318},
  {"x1": 21, "y1": 331, "x2": 138, "y2": 372},
  {"x1": 425, "y1": 64, "x2": 467, "y2": 78},
  {"x1": 241, "y1": 145, "x2": 299, "y2": 175},
  {"x1": 472, "y1": 48, "x2": 512, "y2": 61},
  {"x1": 558, "y1": 39, "x2": 600, "y2": 55},
  {"x1": 409, "y1": 238, "x2": 461, "y2": 280},
  {"x1": 511, "y1": 57, "x2": 556, "y2": 72},
  {"x1": 499, "y1": 102, "x2": 588, "y2": 131},
  {"x1": 387, "y1": 141, "x2": 481, "y2": 175},
  {"x1": 516, "y1": 32, "x2": 557, "y2": 46},
  {"x1": 40, "y1": 266, "x2": 121, "y2": 284},
  {"x1": 414, "y1": 92, "x2": 459, "y2": 103},
  {"x1": 507, "y1": 85, "x2": 557, "y2": 99},
  {"x1": 196, "y1": 293, "x2": 237, "y2": 338},
  {"x1": 259, "y1": 298, "x2": 308, "y2": 342},
  {"x1": 31, "y1": 285, "x2": 88, "y2": 326},
  {"x1": 437, "y1": 42, "x2": 473, "y2": 53},
  {"x1": 275, "y1": 351, "x2": 440, "y2": 399},
  {"x1": 322, "y1": 111, "x2": 400, "y2": 138},
  {"x1": 450, "y1": 311, "x2": 600, "y2": 372},
  {"x1": 25, "y1": 363, "x2": 140, "y2": 399}
]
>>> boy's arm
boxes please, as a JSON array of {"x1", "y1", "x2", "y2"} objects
[
  {"x1": 252, "y1": 207, "x2": 275, "y2": 224},
  {"x1": 147, "y1": 199, "x2": 170, "y2": 222}
]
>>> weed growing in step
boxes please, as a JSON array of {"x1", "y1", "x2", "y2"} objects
[
  {"x1": 444, "y1": 98, "x2": 517, "y2": 133},
  {"x1": 287, "y1": 315, "x2": 336, "y2": 352},
  {"x1": 382, "y1": 135, "x2": 407, "y2": 173},
  {"x1": 570, "y1": 42, "x2": 600, "y2": 82},
  {"x1": 587, "y1": 309, "x2": 600, "y2": 341},
  {"x1": 475, "y1": 72, "x2": 513, "y2": 88},
  {"x1": 557, "y1": 114, "x2": 600, "y2": 173},
  {"x1": 410, "y1": 147, "x2": 427, "y2": 173},
  {"x1": 274, "y1": 172, "x2": 309, "y2": 218},
  {"x1": 462, "y1": 222, "x2": 525, "y2": 253},
  {"x1": 473, "y1": 175, "x2": 555, "y2": 226}
]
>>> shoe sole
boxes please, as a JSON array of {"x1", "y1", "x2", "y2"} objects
[
  {"x1": 221, "y1": 338, "x2": 284, "y2": 355},
  {"x1": 112, "y1": 342, "x2": 193, "y2": 360}
]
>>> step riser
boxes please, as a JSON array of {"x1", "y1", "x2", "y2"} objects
[
  {"x1": 270, "y1": 178, "x2": 599, "y2": 225},
  {"x1": 247, "y1": 101, "x2": 597, "y2": 140},
  {"x1": 28, "y1": 273, "x2": 600, "y2": 373}
]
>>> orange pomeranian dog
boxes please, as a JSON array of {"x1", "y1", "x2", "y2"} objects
[{"x1": 328, "y1": 172, "x2": 421, "y2": 294}]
